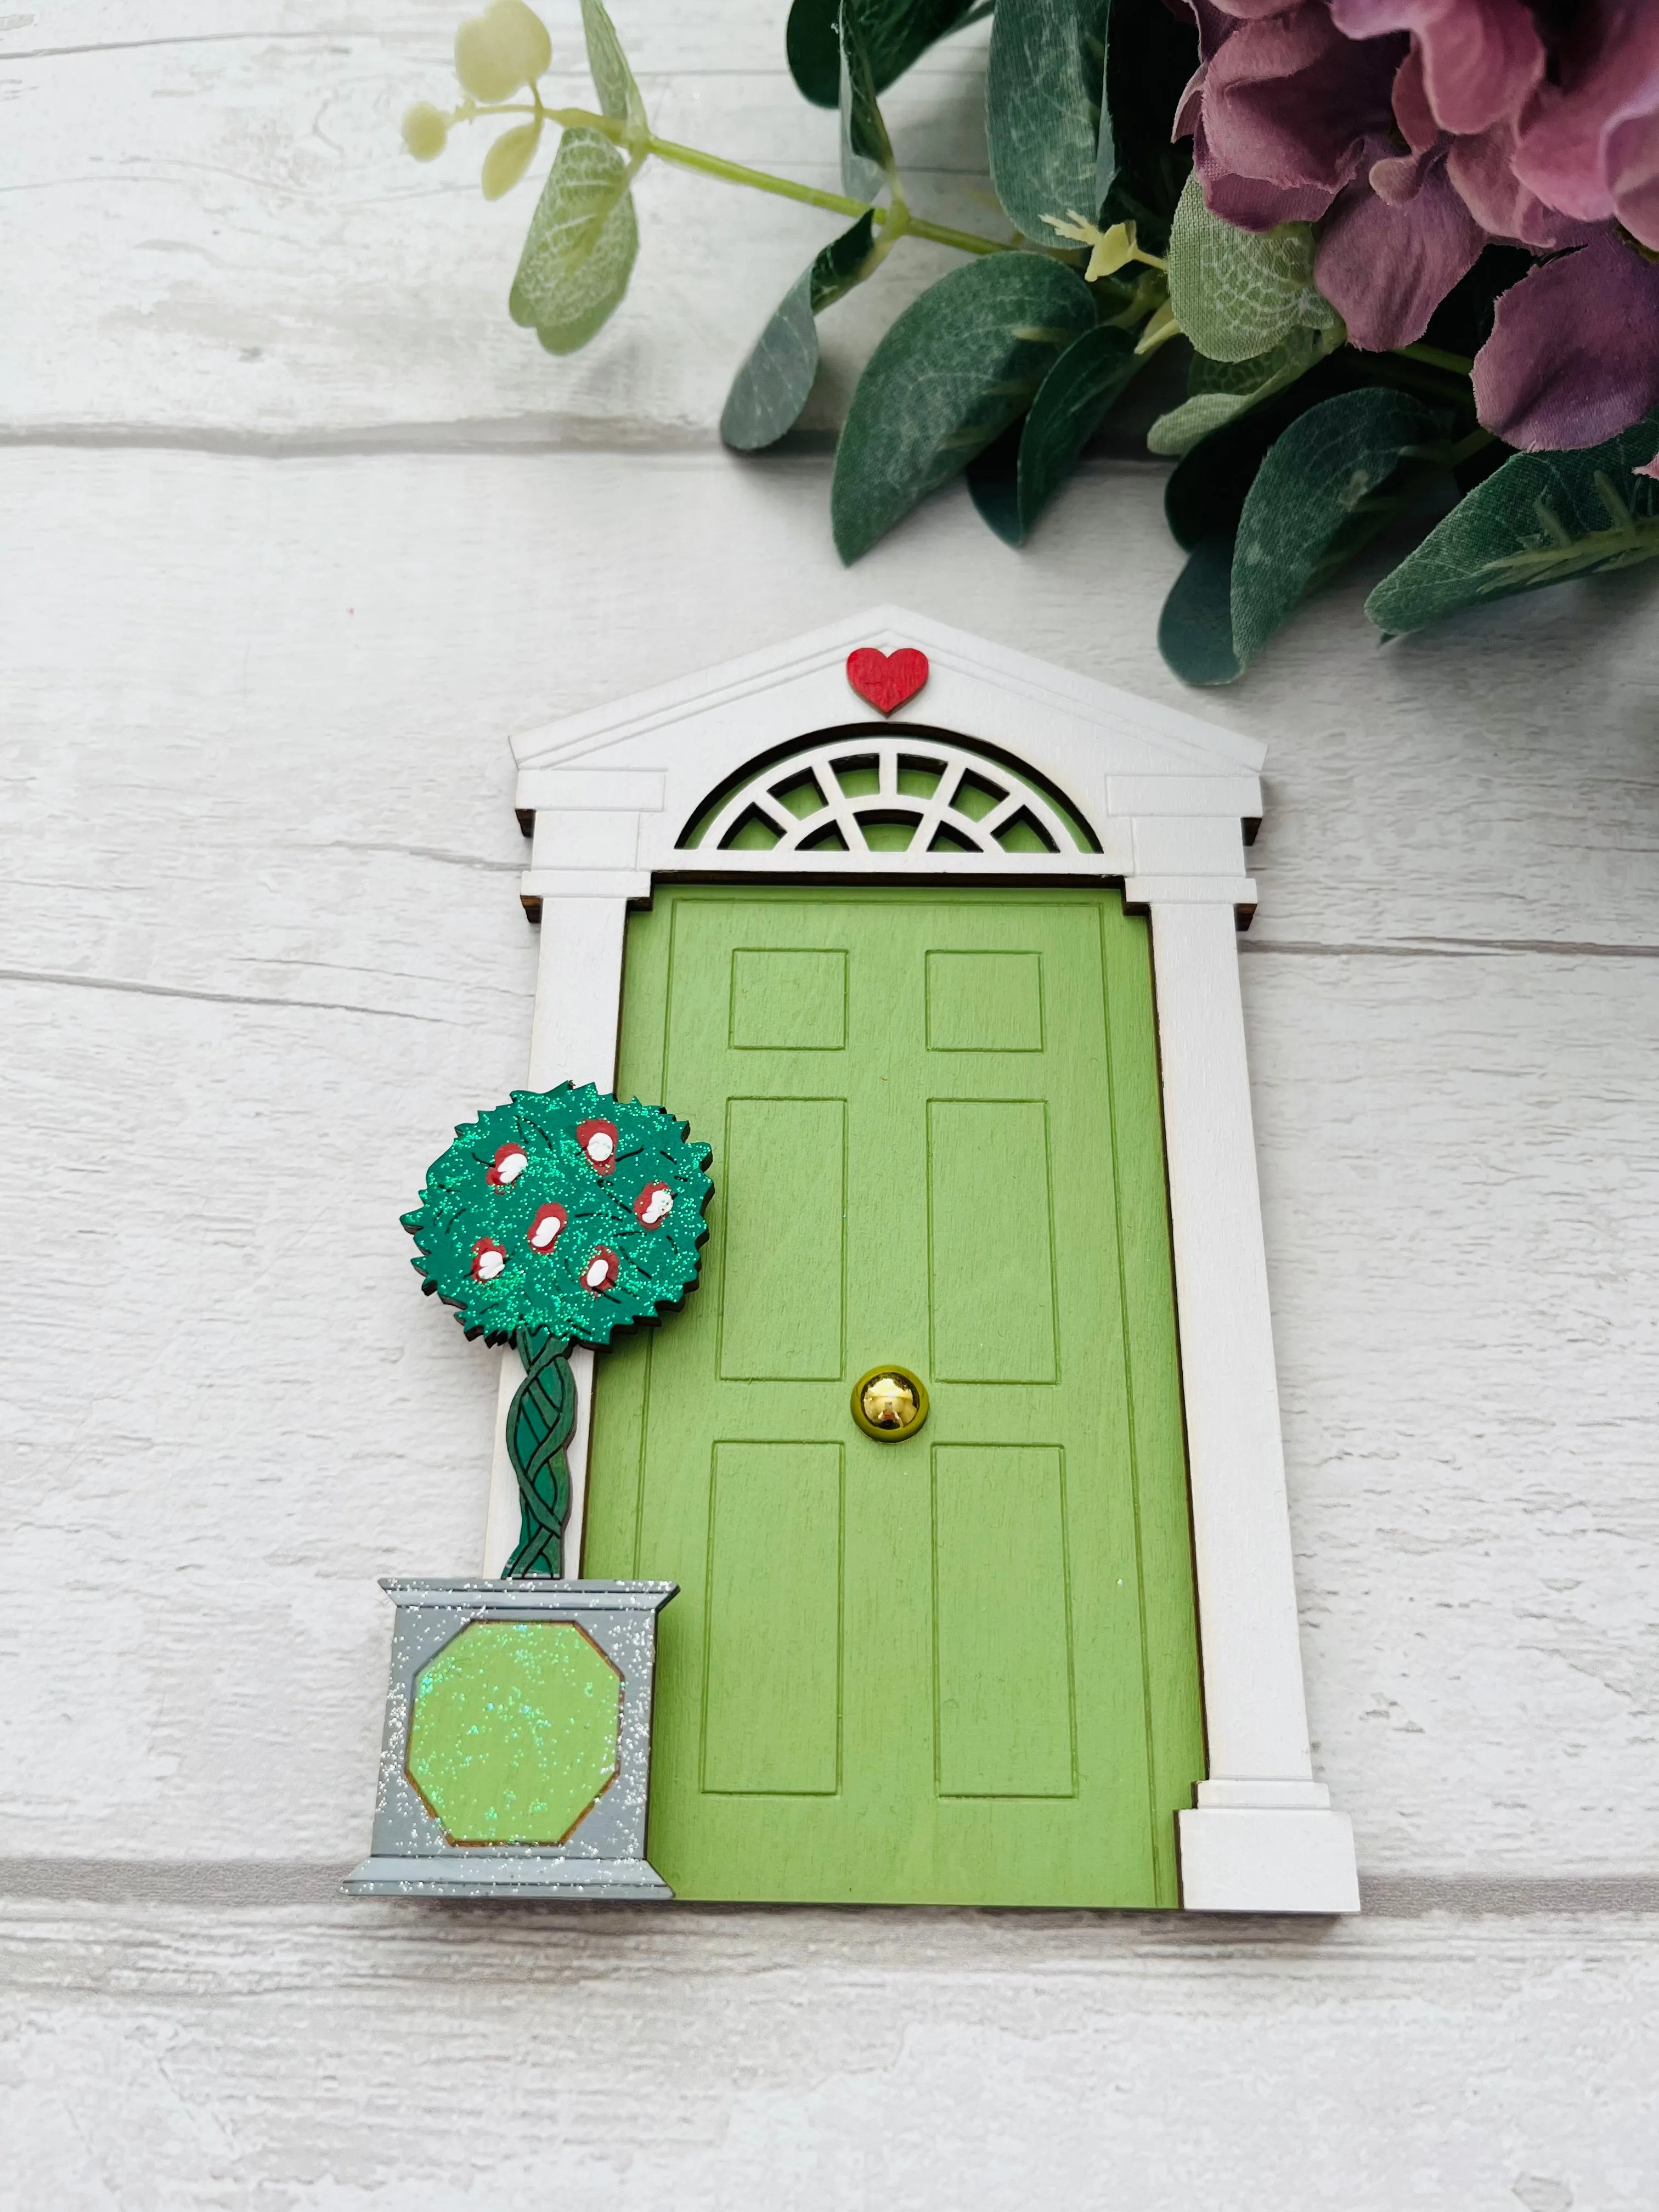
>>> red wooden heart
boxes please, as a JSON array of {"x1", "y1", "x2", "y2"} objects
[{"x1": 846, "y1": 646, "x2": 929, "y2": 715}]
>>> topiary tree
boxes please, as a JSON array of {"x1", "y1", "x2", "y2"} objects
[{"x1": 403, "y1": 1080, "x2": 713, "y2": 1576}]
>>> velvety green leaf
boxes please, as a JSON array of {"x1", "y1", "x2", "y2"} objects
[
  {"x1": 787, "y1": 0, "x2": 984, "y2": 108},
  {"x1": 986, "y1": 0, "x2": 1107, "y2": 238},
  {"x1": 964, "y1": 416, "x2": 1025, "y2": 543},
  {"x1": 481, "y1": 120, "x2": 541, "y2": 200},
  {"x1": 580, "y1": 0, "x2": 647, "y2": 139},
  {"x1": 508, "y1": 128, "x2": 639, "y2": 355},
  {"x1": 1366, "y1": 416, "x2": 1659, "y2": 636},
  {"x1": 454, "y1": 1, "x2": 551, "y2": 104},
  {"x1": 1147, "y1": 326, "x2": 1332, "y2": 456},
  {"x1": 720, "y1": 214, "x2": 879, "y2": 452},
  {"x1": 1158, "y1": 533, "x2": 1242, "y2": 685},
  {"x1": 839, "y1": 0, "x2": 896, "y2": 200},
  {"x1": 1231, "y1": 390, "x2": 1451, "y2": 664},
  {"x1": 809, "y1": 207, "x2": 883, "y2": 313},
  {"x1": 833, "y1": 252, "x2": 1096, "y2": 560},
  {"x1": 787, "y1": 0, "x2": 844, "y2": 106},
  {"x1": 1167, "y1": 172, "x2": 1340, "y2": 363},
  {"x1": 1163, "y1": 349, "x2": 1363, "y2": 548},
  {"x1": 967, "y1": 322, "x2": 1141, "y2": 542},
  {"x1": 1097, "y1": 0, "x2": 1196, "y2": 251}
]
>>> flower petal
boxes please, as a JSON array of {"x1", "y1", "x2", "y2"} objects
[
  {"x1": 1317, "y1": 149, "x2": 1486, "y2": 347},
  {"x1": 1329, "y1": 0, "x2": 1544, "y2": 137},
  {"x1": 1186, "y1": 2, "x2": 1402, "y2": 227},
  {"x1": 1446, "y1": 121, "x2": 1600, "y2": 248},
  {"x1": 1512, "y1": 2, "x2": 1659, "y2": 241},
  {"x1": 1472, "y1": 232, "x2": 1659, "y2": 448},
  {"x1": 1607, "y1": 111, "x2": 1659, "y2": 251}
]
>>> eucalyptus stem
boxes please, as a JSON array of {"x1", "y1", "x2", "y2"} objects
[
  {"x1": 479, "y1": 100, "x2": 1013, "y2": 257},
  {"x1": 1448, "y1": 426, "x2": 1497, "y2": 466},
  {"x1": 1396, "y1": 341, "x2": 1476, "y2": 376},
  {"x1": 649, "y1": 134, "x2": 1003, "y2": 253}
]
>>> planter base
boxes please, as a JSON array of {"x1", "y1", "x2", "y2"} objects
[
  {"x1": 342, "y1": 1854, "x2": 672, "y2": 1901},
  {"x1": 345, "y1": 1577, "x2": 676, "y2": 1905}
]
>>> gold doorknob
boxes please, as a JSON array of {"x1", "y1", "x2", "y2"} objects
[{"x1": 851, "y1": 1365, "x2": 929, "y2": 1441}]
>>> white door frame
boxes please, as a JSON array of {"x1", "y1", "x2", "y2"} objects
[{"x1": 493, "y1": 607, "x2": 1358, "y2": 1914}]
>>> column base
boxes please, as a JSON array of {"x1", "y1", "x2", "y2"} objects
[
  {"x1": 1178, "y1": 1792, "x2": 1360, "y2": 1914},
  {"x1": 342, "y1": 1854, "x2": 672, "y2": 1902}
]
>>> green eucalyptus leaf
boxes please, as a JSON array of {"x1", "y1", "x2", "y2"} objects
[
  {"x1": 986, "y1": 0, "x2": 1107, "y2": 239},
  {"x1": 833, "y1": 252, "x2": 1096, "y2": 560},
  {"x1": 788, "y1": 0, "x2": 985, "y2": 108},
  {"x1": 1231, "y1": 390, "x2": 1451, "y2": 665},
  {"x1": 1163, "y1": 349, "x2": 1362, "y2": 548},
  {"x1": 809, "y1": 206, "x2": 884, "y2": 312},
  {"x1": 1158, "y1": 533, "x2": 1242, "y2": 686},
  {"x1": 839, "y1": 0, "x2": 897, "y2": 200},
  {"x1": 1366, "y1": 416, "x2": 1659, "y2": 637},
  {"x1": 509, "y1": 127, "x2": 638, "y2": 355},
  {"x1": 964, "y1": 417, "x2": 1025, "y2": 544},
  {"x1": 1097, "y1": 0, "x2": 1196, "y2": 250},
  {"x1": 580, "y1": 0, "x2": 647, "y2": 139},
  {"x1": 1147, "y1": 326, "x2": 1333, "y2": 457},
  {"x1": 788, "y1": 0, "x2": 844, "y2": 106},
  {"x1": 722, "y1": 272, "x2": 820, "y2": 454},
  {"x1": 1167, "y1": 172, "x2": 1340, "y2": 363},
  {"x1": 721, "y1": 213, "x2": 880, "y2": 452},
  {"x1": 967, "y1": 322, "x2": 1141, "y2": 543},
  {"x1": 482, "y1": 119, "x2": 542, "y2": 201}
]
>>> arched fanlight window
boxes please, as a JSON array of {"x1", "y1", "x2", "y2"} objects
[{"x1": 677, "y1": 730, "x2": 1100, "y2": 859}]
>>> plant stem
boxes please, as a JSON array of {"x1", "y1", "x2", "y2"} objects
[
  {"x1": 1396, "y1": 341, "x2": 1475, "y2": 376},
  {"x1": 651, "y1": 133, "x2": 1004, "y2": 252},
  {"x1": 497, "y1": 101, "x2": 1012, "y2": 256},
  {"x1": 1448, "y1": 426, "x2": 1497, "y2": 466}
]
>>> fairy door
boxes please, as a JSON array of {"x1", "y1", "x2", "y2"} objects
[{"x1": 582, "y1": 884, "x2": 1204, "y2": 1905}]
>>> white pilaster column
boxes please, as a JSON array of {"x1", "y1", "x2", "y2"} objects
[
  {"x1": 1148, "y1": 897, "x2": 1359, "y2": 1912},
  {"x1": 481, "y1": 884, "x2": 636, "y2": 1579}
]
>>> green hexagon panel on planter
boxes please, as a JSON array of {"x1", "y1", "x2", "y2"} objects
[{"x1": 406, "y1": 1620, "x2": 622, "y2": 1845}]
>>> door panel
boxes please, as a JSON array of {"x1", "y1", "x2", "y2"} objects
[
  {"x1": 927, "y1": 1098, "x2": 1057, "y2": 1383},
  {"x1": 584, "y1": 885, "x2": 1204, "y2": 1906},
  {"x1": 925, "y1": 950, "x2": 1043, "y2": 1052},
  {"x1": 932, "y1": 1444, "x2": 1075, "y2": 1799},
  {"x1": 718, "y1": 1097, "x2": 845, "y2": 1380},
  {"x1": 729, "y1": 947, "x2": 847, "y2": 1051},
  {"x1": 701, "y1": 1441, "x2": 843, "y2": 1796}
]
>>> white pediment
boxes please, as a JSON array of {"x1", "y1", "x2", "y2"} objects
[
  {"x1": 511, "y1": 607, "x2": 1263, "y2": 918},
  {"x1": 512, "y1": 607, "x2": 1261, "y2": 838}
]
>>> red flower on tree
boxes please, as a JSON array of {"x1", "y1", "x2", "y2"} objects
[
  {"x1": 526, "y1": 1200, "x2": 567, "y2": 1253},
  {"x1": 470, "y1": 1237, "x2": 508, "y2": 1282},
  {"x1": 633, "y1": 1181, "x2": 673, "y2": 1226},
  {"x1": 575, "y1": 1118, "x2": 619, "y2": 1175}
]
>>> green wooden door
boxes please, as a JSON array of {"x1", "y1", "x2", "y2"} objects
[{"x1": 584, "y1": 885, "x2": 1204, "y2": 1905}]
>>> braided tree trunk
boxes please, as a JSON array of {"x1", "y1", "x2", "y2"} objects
[{"x1": 504, "y1": 1327, "x2": 574, "y2": 1577}]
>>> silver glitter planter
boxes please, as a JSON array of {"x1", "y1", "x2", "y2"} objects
[{"x1": 343, "y1": 1578, "x2": 677, "y2": 1901}]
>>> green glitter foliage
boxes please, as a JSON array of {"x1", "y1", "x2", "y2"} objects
[
  {"x1": 402, "y1": 1081, "x2": 713, "y2": 1348},
  {"x1": 403, "y1": 1081, "x2": 713, "y2": 1578}
]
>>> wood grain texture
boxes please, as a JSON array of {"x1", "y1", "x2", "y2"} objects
[
  {"x1": 2, "y1": 1901, "x2": 1656, "y2": 2207},
  {"x1": 0, "y1": 0, "x2": 1000, "y2": 442}
]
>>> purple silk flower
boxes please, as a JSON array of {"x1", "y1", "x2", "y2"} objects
[{"x1": 1170, "y1": 0, "x2": 1659, "y2": 451}]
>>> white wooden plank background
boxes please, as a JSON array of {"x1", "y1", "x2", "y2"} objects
[{"x1": 2, "y1": 3, "x2": 1657, "y2": 2203}]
